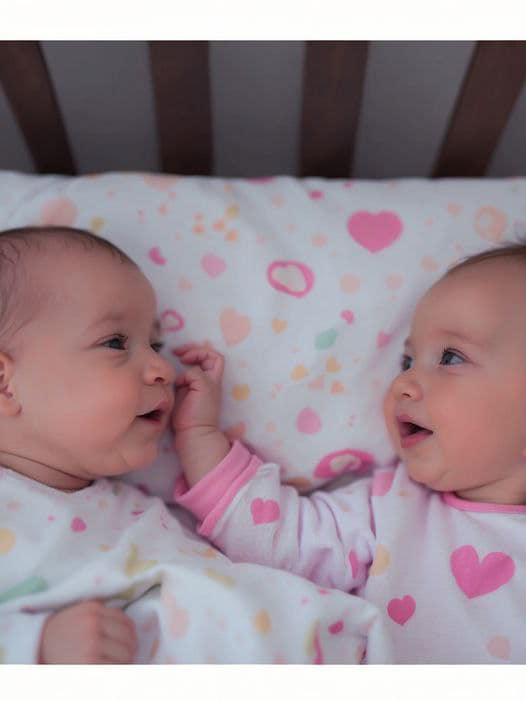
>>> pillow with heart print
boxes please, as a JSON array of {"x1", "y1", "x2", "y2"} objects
[{"x1": 2, "y1": 172, "x2": 524, "y2": 499}]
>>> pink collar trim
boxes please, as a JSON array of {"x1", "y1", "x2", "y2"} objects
[{"x1": 442, "y1": 492, "x2": 526, "y2": 514}]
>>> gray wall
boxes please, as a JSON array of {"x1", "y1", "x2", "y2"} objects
[{"x1": 1, "y1": 40, "x2": 525, "y2": 177}]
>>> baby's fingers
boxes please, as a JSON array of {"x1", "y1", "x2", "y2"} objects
[
  {"x1": 175, "y1": 347, "x2": 224, "y2": 380},
  {"x1": 174, "y1": 365, "x2": 209, "y2": 391},
  {"x1": 100, "y1": 608, "x2": 137, "y2": 663},
  {"x1": 172, "y1": 342, "x2": 215, "y2": 357}
]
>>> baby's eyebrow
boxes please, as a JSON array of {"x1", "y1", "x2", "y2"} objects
[
  {"x1": 404, "y1": 330, "x2": 488, "y2": 349},
  {"x1": 88, "y1": 313, "x2": 162, "y2": 335}
]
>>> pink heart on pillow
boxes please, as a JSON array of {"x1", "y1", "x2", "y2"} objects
[
  {"x1": 314, "y1": 449, "x2": 374, "y2": 479},
  {"x1": 347, "y1": 211, "x2": 402, "y2": 253}
]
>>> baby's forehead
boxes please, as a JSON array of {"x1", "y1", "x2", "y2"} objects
[
  {"x1": 430, "y1": 257, "x2": 526, "y2": 299},
  {"x1": 412, "y1": 258, "x2": 526, "y2": 341},
  {"x1": 19, "y1": 246, "x2": 153, "y2": 325}
]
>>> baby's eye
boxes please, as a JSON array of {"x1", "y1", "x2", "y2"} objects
[
  {"x1": 151, "y1": 341, "x2": 164, "y2": 353},
  {"x1": 103, "y1": 334, "x2": 127, "y2": 351},
  {"x1": 400, "y1": 354, "x2": 412, "y2": 371},
  {"x1": 440, "y1": 348, "x2": 464, "y2": 366}
]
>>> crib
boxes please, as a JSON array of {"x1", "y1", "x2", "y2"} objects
[
  {"x1": 0, "y1": 40, "x2": 526, "y2": 672},
  {"x1": 0, "y1": 40, "x2": 525, "y2": 178}
]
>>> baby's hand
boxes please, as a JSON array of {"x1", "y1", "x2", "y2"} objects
[
  {"x1": 172, "y1": 344, "x2": 231, "y2": 486},
  {"x1": 39, "y1": 600, "x2": 137, "y2": 664},
  {"x1": 172, "y1": 344, "x2": 225, "y2": 433}
]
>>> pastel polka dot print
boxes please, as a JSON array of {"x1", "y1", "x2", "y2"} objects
[{"x1": 1, "y1": 172, "x2": 525, "y2": 503}]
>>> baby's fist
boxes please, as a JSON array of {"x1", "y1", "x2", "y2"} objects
[{"x1": 39, "y1": 600, "x2": 137, "y2": 664}]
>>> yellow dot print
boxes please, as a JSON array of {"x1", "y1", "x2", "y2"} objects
[
  {"x1": 291, "y1": 364, "x2": 309, "y2": 381},
  {"x1": 330, "y1": 381, "x2": 345, "y2": 394},
  {"x1": 272, "y1": 319, "x2": 288, "y2": 334},
  {"x1": 232, "y1": 384, "x2": 250, "y2": 401},
  {"x1": 0, "y1": 528, "x2": 15, "y2": 555},
  {"x1": 326, "y1": 357, "x2": 341, "y2": 373},
  {"x1": 254, "y1": 609, "x2": 272, "y2": 635},
  {"x1": 205, "y1": 568, "x2": 236, "y2": 588},
  {"x1": 90, "y1": 217, "x2": 105, "y2": 233},
  {"x1": 368, "y1": 544, "x2": 390, "y2": 576}
]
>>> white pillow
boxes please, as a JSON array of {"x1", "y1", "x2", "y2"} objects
[{"x1": 1, "y1": 171, "x2": 525, "y2": 500}]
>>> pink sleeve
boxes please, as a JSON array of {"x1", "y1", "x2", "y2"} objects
[
  {"x1": 175, "y1": 440, "x2": 263, "y2": 537},
  {"x1": 175, "y1": 441, "x2": 376, "y2": 592}
]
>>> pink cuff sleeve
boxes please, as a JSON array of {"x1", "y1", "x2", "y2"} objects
[{"x1": 174, "y1": 440, "x2": 263, "y2": 537}]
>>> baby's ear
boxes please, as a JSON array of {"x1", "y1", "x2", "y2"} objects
[{"x1": 0, "y1": 352, "x2": 21, "y2": 416}]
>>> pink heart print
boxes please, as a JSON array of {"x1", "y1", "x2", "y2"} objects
[
  {"x1": 201, "y1": 253, "x2": 226, "y2": 278},
  {"x1": 148, "y1": 246, "x2": 167, "y2": 265},
  {"x1": 450, "y1": 545, "x2": 515, "y2": 598},
  {"x1": 161, "y1": 309, "x2": 185, "y2": 332},
  {"x1": 387, "y1": 595, "x2": 415, "y2": 625},
  {"x1": 314, "y1": 449, "x2": 375, "y2": 479},
  {"x1": 70, "y1": 517, "x2": 86, "y2": 532},
  {"x1": 340, "y1": 310, "x2": 354, "y2": 325},
  {"x1": 251, "y1": 498, "x2": 280, "y2": 525},
  {"x1": 328, "y1": 620, "x2": 344, "y2": 634},
  {"x1": 347, "y1": 211, "x2": 402, "y2": 253},
  {"x1": 376, "y1": 331, "x2": 392, "y2": 349}
]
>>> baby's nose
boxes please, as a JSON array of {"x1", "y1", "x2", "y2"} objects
[
  {"x1": 150, "y1": 354, "x2": 177, "y2": 385},
  {"x1": 390, "y1": 370, "x2": 422, "y2": 400}
]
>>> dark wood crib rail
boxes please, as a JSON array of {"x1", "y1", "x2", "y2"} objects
[
  {"x1": 433, "y1": 41, "x2": 526, "y2": 177},
  {"x1": 299, "y1": 41, "x2": 368, "y2": 178},
  {"x1": 149, "y1": 41, "x2": 212, "y2": 176},
  {"x1": 0, "y1": 40, "x2": 525, "y2": 178},
  {"x1": 0, "y1": 41, "x2": 75, "y2": 175}
]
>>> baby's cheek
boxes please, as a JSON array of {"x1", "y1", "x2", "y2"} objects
[
  {"x1": 382, "y1": 386, "x2": 394, "y2": 421},
  {"x1": 440, "y1": 404, "x2": 490, "y2": 459},
  {"x1": 382, "y1": 390, "x2": 398, "y2": 446}
]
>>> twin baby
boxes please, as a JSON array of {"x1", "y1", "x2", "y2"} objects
[{"x1": 1, "y1": 225, "x2": 525, "y2": 663}]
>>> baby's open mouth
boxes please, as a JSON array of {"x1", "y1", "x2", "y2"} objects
[
  {"x1": 397, "y1": 415, "x2": 434, "y2": 448},
  {"x1": 137, "y1": 399, "x2": 171, "y2": 425},
  {"x1": 137, "y1": 409, "x2": 163, "y2": 422}
]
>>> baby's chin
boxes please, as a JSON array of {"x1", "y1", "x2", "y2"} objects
[
  {"x1": 405, "y1": 461, "x2": 451, "y2": 492},
  {"x1": 97, "y1": 443, "x2": 162, "y2": 478}
]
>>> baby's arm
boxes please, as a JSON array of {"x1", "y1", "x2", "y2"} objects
[
  {"x1": 172, "y1": 343, "x2": 375, "y2": 591},
  {"x1": 171, "y1": 344, "x2": 231, "y2": 486},
  {"x1": 176, "y1": 441, "x2": 376, "y2": 592}
]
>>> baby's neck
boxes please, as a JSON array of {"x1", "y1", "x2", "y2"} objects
[
  {"x1": 451, "y1": 474, "x2": 526, "y2": 506},
  {"x1": 0, "y1": 449, "x2": 91, "y2": 492}
]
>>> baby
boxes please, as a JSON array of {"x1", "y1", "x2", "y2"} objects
[
  {"x1": 173, "y1": 241, "x2": 526, "y2": 663},
  {"x1": 0, "y1": 225, "x2": 223, "y2": 664}
]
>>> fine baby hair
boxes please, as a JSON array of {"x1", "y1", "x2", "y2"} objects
[
  {"x1": 0, "y1": 226, "x2": 137, "y2": 351},
  {"x1": 443, "y1": 235, "x2": 526, "y2": 277}
]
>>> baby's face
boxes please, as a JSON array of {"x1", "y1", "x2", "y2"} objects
[
  {"x1": 383, "y1": 257, "x2": 526, "y2": 503},
  {"x1": 6, "y1": 247, "x2": 175, "y2": 484}
]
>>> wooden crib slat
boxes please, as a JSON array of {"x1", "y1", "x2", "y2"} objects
[
  {"x1": 149, "y1": 41, "x2": 213, "y2": 175},
  {"x1": 300, "y1": 41, "x2": 368, "y2": 178},
  {"x1": 434, "y1": 41, "x2": 526, "y2": 177},
  {"x1": 0, "y1": 41, "x2": 75, "y2": 175}
]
